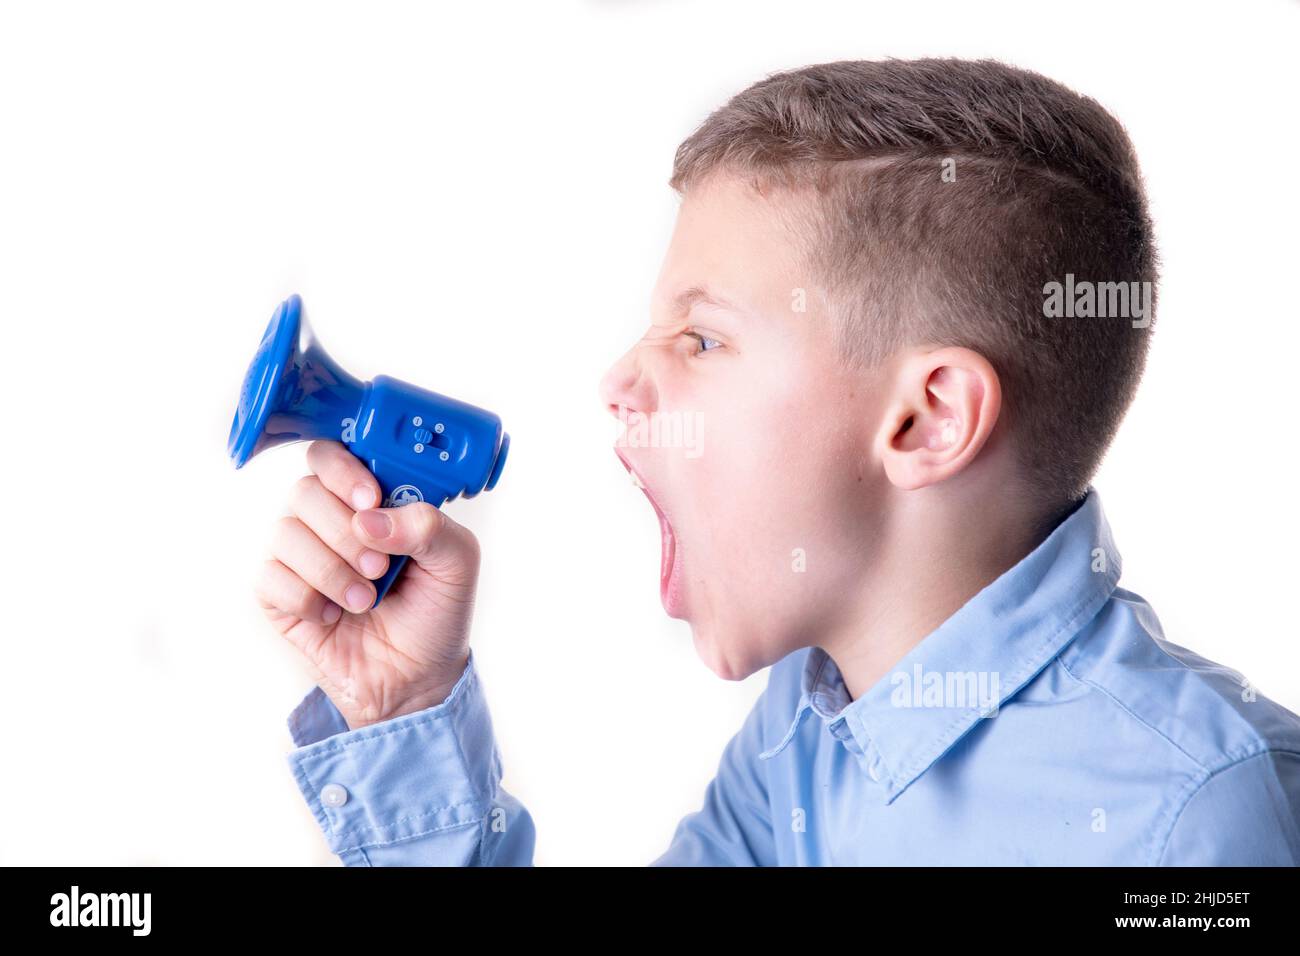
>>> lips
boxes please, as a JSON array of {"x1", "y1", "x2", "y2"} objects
[{"x1": 614, "y1": 448, "x2": 684, "y2": 616}]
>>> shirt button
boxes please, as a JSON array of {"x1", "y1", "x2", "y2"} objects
[
  {"x1": 321, "y1": 783, "x2": 349, "y2": 808},
  {"x1": 868, "y1": 763, "x2": 881, "y2": 782}
]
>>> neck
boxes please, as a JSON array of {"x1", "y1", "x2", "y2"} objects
[{"x1": 821, "y1": 489, "x2": 1050, "y2": 702}]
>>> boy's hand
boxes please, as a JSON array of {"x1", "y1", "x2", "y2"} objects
[{"x1": 255, "y1": 440, "x2": 481, "y2": 731}]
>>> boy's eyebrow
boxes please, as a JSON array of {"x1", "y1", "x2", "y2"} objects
[{"x1": 671, "y1": 285, "x2": 745, "y2": 317}]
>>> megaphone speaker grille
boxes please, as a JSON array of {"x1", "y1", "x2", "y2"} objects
[{"x1": 228, "y1": 295, "x2": 301, "y2": 468}]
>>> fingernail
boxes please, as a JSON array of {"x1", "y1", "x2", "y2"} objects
[
  {"x1": 358, "y1": 509, "x2": 392, "y2": 539},
  {"x1": 359, "y1": 549, "x2": 387, "y2": 578},
  {"x1": 322, "y1": 603, "x2": 343, "y2": 624},
  {"x1": 344, "y1": 584, "x2": 372, "y2": 613},
  {"x1": 352, "y1": 484, "x2": 376, "y2": 511}
]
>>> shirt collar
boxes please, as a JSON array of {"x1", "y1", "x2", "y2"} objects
[{"x1": 757, "y1": 486, "x2": 1122, "y2": 805}]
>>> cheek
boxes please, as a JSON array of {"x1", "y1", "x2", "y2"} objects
[
  {"x1": 713, "y1": 379, "x2": 849, "y2": 495},
  {"x1": 709, "y1": 381, "x2": 864, "y2": 554},
  {"x1": 690, "y1": 405, "x2": 826, "y2": 578},
  {"x1": 675, "y1": 353, "x2": 862, "y2": 553}
]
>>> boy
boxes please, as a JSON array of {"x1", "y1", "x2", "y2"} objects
[{"x1": 259, "y1": 58, "x2": 1300, "y2": 865}]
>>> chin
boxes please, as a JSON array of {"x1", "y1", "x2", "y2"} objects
[{"x1": 690, "y1": 625, "x2": 760, "y2": 682}]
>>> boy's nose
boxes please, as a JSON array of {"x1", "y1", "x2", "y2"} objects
[{"x1": 598, "y1": 349, "x2": 657, "y2": 421}]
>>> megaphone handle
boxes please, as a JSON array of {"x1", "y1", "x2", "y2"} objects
[
  {"x1": 357, "y1": 438, "x2": 455, "y2": 608},
  {"x1": 366, "y1": 494, "x2": 451, "y2": 608},
  {"x1": 370, "y1": 554, "x2": 409, "y2": 608}
]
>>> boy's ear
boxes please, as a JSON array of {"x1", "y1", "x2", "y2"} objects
[{"x1": 876, "y1": 346, "x2": 1002, "y2": 491}]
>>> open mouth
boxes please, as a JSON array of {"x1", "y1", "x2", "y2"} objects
[{"x1": 614, "y1": 448, "x2": 683, "y2": 615}]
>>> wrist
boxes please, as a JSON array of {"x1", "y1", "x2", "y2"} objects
[{"x1": 359, "y1": 651, "x2": 470, "y2": 728}]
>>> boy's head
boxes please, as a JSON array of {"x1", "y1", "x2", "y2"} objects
[{"x1": 600, "y1": 58, "x2": 1158, "y2": 680}]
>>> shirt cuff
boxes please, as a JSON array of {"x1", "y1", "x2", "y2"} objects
[{"x1": 283, "y1": 650, "x2": 502, "y2": 857}]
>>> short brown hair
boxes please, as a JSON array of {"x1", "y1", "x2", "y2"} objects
[{"x1": 670, "y1": 58, "x2": 1159, "y2": 507}]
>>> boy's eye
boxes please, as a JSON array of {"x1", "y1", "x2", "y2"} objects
[{"x1": 684, "y1": 330, "x2": 723, "y2": 355}]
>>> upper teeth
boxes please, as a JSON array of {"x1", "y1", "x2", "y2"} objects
[{"x1": 628, "y1": 471, "x2": 645, "y2": 489}]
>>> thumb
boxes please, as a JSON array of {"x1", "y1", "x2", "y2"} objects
[{"x1": 352, "y1": 503, "x2": 481, "y2": 579}]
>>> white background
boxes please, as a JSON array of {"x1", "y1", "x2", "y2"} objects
[{"x1": 1, "y1": 0, "x2": 1296, "y2": 865}]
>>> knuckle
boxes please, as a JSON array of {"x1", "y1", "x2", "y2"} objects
[
  {"x1": 306, "y1": 438, "x2": 343, "y2": 464},
  {"x1": 291, "y1": 575, "x2": 319, "y2": 612},
  {"x1": 307, "y1": 442, "x2": 349, "y2": 483},
  {"x1": 411, "y1": 503, "x2": 444, "y2": 540},
  {"x1": 253, "y1": 560, "x2": 280, "y2": 602},
  {"x1": 319, "y1": 552, "x2": 359, "y2": 595},
  {"x1": 272, "y1": 514, "x2": 302, "y2": 549},
  {"x1": 289, "y1": 474, "x2": 319, "y2": 510},
  {"x1": 310, "y1": 441, "x2": 372, "y2": 500},
  {"x1": 460, "y1": 527, "x2": 482, "y2": 564}
]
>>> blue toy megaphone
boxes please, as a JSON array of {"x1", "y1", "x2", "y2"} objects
[{"x1": 228, "y1": 294, "x2": 509, "y2": 607}]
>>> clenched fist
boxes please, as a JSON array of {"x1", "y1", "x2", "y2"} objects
[{"x1": 256, "y1": 440, "x2": 481, "y2": 730}]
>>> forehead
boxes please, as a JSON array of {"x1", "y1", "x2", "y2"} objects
[{"x1": 653, "y1": 175, "x2": 809, "y2": 314}]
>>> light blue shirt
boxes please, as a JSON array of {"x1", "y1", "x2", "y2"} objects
[{"x1": 284, "y1": 488, "x2": 1300, "y2": 865}]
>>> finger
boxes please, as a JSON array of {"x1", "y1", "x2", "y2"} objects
[
  {"x1": 255, "y1": 557, "x2": 343, "y2": 627},
  {"x1": 288, "y1": 474, "x2": 390, "y2": 580},
  {"x1": 352, "y1": 502, "x2": 481, "y2": 578},
  {"x1": 271, "y1": 514, "x2": 376, "y2": 614},
  {"x1": 306, "y1": 439, "x2": 382, "y2": 513}
]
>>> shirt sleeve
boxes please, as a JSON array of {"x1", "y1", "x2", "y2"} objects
[
  {"x1": 1158, "y1": 748, "x2": 1300, "y2": 865},
  {"x1": 651, "y1": 682, "x2": 777, "y2": 866},
  {"x1": 284, "y1": 648, "x2": 536, "y2": 866}
]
